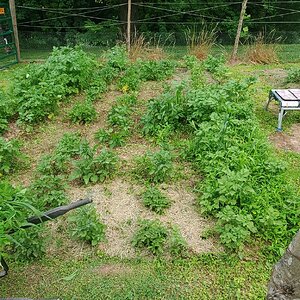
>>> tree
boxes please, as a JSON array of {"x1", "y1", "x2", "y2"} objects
[
  {"x1": 230, "y1": 0, "x2": 248, "y2": 62},
  {"x1": 267, "y1": 230, "x2": 300, "y2": 299}
]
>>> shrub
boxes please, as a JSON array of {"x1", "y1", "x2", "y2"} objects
[
  {"x1": 14, "y1": 47, "x2": 97, "y2": 124},
  {"x1": 132, "y1": 219, "x2": 168, "y2": 255},
  {"x1": 115, "y1": 93, "x2": 138, "y2": 107},
  {"x1": 29, "y1": 175, "x2": 69, "y2": 209},
  {"x1": 55, "y1": 132, "x2": 84, "y2": 158},
  {"x1": 37, "y1": 152, "x2": 69, "y2": 176},
  {"x1": 117, "y1": 64, "x2": 142, "y2": 92},
  {"x1": 103, "y1": 45, "x2": 129, "y2": 70},
  {"x1": 95, "y1": 128, "x2": 129, "y2": 148},
  {"x1": 70, "y1": 148, "x2": 118, "y2": 185},
  {"x1": 142, "y1": 186, "x2": 171, "y2": 214},
  {"x1": 140, "y1": 60, "x2": 175, "y2": 81},
  {"x1": 11, "y1": 226, "x2": 46, "y2": 262},
  {"x1": 133, "y1": 150, "x2": 173, "y2": 183},
  {"x1": 132, "y1": 220, "x2": 187, "y2": 257},
  {"x1": 0, "y1": 89, "x2": 16, "y2": 134},
  {"x1": 68, "y1": 205, "x2": 106, "y2": 246},
  {"x1": 0, "y1": 138, "x2": 24, "y2": 175},
  {"x1": 69, "y1": 101, "x2": 97, "y2": 124},
  {"x1": 107, "y1": 104, "x2": 132, "y2": 130},
  {"x1": 142, "y1": 86, "x2": 187, "y2": 136},
  {"x1": 0, "y1": 181, "x2": 39, "y2": 260},
  {"x1": 216, "y1": 206, "x2": 257, "y2": 251},
  {"x1": 168, "y1": 227, "x2": 188, "y2": 257},
  {"x1": 287, "y1": 68, "x2": 300, "y2": 83}
]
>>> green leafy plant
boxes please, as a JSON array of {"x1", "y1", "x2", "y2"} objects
[
  {"x1": 0, "y1": 138, "x2": 24, "y2": 175},
  {"x1": 133, "y1": 150, "x2": 173, "y2": 183},
  {"x1": 11, "y1": 226, "x2": 46, "y2": 262},
  {"x1": 70, "y1": 148, "x2": 118, "y2": 185},
  {"x1": 29, "y1": 175, "x2": 69, "y2": 209},
  {"x1": 55, "y1": 132, "x2": 84, "y2": 158},
  {"x1": 37, "y1": 152, "x2": 69, "y2": 176},
  {"x1": 0, "y1": 181, "x2": 39, "y2": 260},
  {"x1": 14, "y1": 47, "x2": 96, "y2": 124},
  {"x1": 107, "y1": 104, "x2": 132, "y2": 130},
  {"x1": 117, "y1": 64, "x2": 142, "y2": 92},
  {"x1": 132, "y1": 219, "x2": 168, "y2": 255},
  {"x1": 287, "y1": 67, "x2": 300, "y2": 83},
  {"x1": 140, "y1": 60, "x2": 175, "y2": 81},
  {"x1": 216, "y1": 206, "x2": 257, "y2": 250},
  {"x1": 168, "y1": 226, "x2": 188, "y2": 257},
  {"x1": 132, "y1": 220, "x2": 188, "y2": 257},
  {"x1": 142, "y1": 85, "x2": 187, "y2": 136},
  {"x1": 141, "y1": 186, "x2": 171, "y2": 214},
  {"x1": 0, "y1": 89, "x2": 16, "y2": 134},
  {"x1": 68, "y1": 100, "x2": 97, "y2": 124},
  {"x1": 68, "y1": 205, "x2": 106, "y2": 246},
  {"x1": 103, "y1": 45, "x2": 129, "y2": 70},
  {"x1": 95, "y1": 128, "x2": 129, "y2": 148},
  {"x1": 115, "y1": 93, "x2": 138, "y2": 107}
]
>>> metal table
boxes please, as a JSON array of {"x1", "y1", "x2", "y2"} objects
[{"x1": 265, "y1": 89, "x2": 300, "y2": 131}]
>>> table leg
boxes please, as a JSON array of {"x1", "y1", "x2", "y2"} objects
[
  {"x1": 265, "y1": 92, "x2": 273, "y2": 111},
  {"x1": 277, "y1": 108, "x2": 284, "y2": 132}
]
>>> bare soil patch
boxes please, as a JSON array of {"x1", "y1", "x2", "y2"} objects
[
  {"x1": 67, "y1": 178, "x2": 218, "y2": 259},
  {"x1": 269, "y1": 124, "x2": 300, "y2": 152}
]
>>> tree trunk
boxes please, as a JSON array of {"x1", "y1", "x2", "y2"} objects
[
  {"x1": 267, "y1": 230, "x2": 300, "y2": 299},
  {"x1": 230, "y1": 0, "x2": 248, "y2": 63}
]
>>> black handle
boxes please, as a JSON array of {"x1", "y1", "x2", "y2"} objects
[{"x1": 25, "y1": 198, "x2": 92, "y2": 227}]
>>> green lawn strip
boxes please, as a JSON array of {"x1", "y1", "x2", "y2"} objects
[{"x1": 1, "y1": 251, "x2": 270, "y2": 299}]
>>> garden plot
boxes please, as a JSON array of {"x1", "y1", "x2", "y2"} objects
[{"x1": 1, "y1": 46, "x2": 300, "y2": 288}]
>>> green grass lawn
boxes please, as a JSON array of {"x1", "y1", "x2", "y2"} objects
[{"x1": 19, "y1": 44, "x2": 300, "y2": 63}]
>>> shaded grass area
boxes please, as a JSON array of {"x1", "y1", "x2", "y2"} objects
[
  {"x1": 19, "y1": 44, "x2": 300, "y2": 63},
  {"x1": 1, "y1": 252, "x2": 270, "y2": 299}
]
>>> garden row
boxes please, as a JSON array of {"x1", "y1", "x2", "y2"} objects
[
  {"x1": 1, "y1": 46, "x2": 182, "y2": 261},
  {"x1": 140, "y1": 55, "x2": 300, "y2": 255}
]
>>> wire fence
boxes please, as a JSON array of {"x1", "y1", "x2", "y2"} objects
[{"x1": 14, "y1": 2, "x2": 300, "y2": 51}]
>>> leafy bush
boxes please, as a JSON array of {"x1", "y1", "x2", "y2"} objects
[
  {"x1": 287, "y1": 67, "x2": 300, "y2": 83},
  {"x1": 116, "y1": 93, "x2": 138, "y2": 107},
  {"x1": 13, "y1": 47, "x2": 97, "y2": 124},
  {"x1": 133, "y1": 150, "x2": 173, "y2": 183},
  {"x1": 117, "y1": 64, "x2": 142, "y2": 92},
  {"x1": 70, "y1": 148, "x2": 118, "y2": 185},
  {"x1": 37, "y1": 152, "x2": 69, "y2": 176},
  {"x1": 29, "y1": 175, "x2": 69, "y2": 209},
  {"x1": 68, "y1": 101, "x2": 97, "y2": 124},
  {"x1": 140, "y1": 60, "x2": 175, "y2": 81},
  {"x1": 55, "y1": 132, "x2": 84, "y2": 158},
  {"x1": 168, "y1": 227, "x2": 188, "y2": 257},
  {"x1": 86, "y1": 74, "x2": 108, "y2": 102},
  {"x1": 0, "y1": 181, "x2": 39, "y2": 260},
  {"x1": 11, "y1": 226, "x2": 46, "y2": 262},
  {"x1": 0, "y1": 138, "x2": 24, "y2": 175},
  {"x1": 132, "y1": 220, "x2": 187, "y2": 257},
  {"x1": 216, "y1": 206, "x2": 257, "y2": 250},
  {"x1": 107, "y1": 104, "x2": 132, "y2": 130},
  {"x1": 132, "y1": 219, "x2": 168, "y2": 255},
  {"x1": 142, "y1": 85, "x2": 187, "y2": 136},
  {"x1": 95, "y1": 128, "x2": 129, "y2": 148},
  {"x1": 0, "y1": 89, "x2": 16, "y2": 134},
  {"x1": 103, "y1": 45, "x2": 129, "y2": 71},
  {"x1": 203, "y1": 55, "x2": 229, "y2": 82},
  {"x1": 68, "y1": 205, "x2": 106, "y2": 246},
  {"x1": 142, "y1": 186, "x2": 171, "y2": 214}
]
